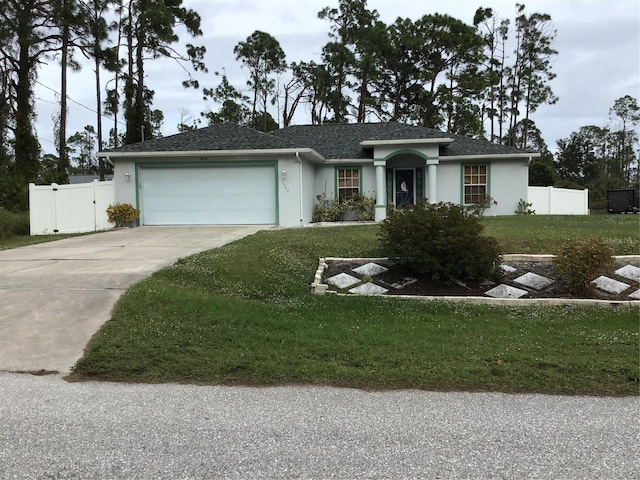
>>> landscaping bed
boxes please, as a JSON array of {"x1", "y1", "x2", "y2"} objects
[{"x1": 322, "y1": 257, "x2": 640, "y2": 302}]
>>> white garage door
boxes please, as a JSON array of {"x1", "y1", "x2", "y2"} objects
[{"x1": 140, "y1": 165, "x2": 277, "y2": 225}]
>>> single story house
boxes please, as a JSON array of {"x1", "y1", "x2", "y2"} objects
[{"x1": 99, "y1": 122, "x2": 539, "y2": 227}]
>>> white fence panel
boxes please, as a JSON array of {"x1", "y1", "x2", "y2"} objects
[
  {"x1": 527, "y1": 186, "x2": 589, "y2": 215},
  {"x1": 29, "y1": 180, "x2": 115, "y2": 235},
  {"x1": 95, "y1": 180, "x2": 116, "y2": 230}
]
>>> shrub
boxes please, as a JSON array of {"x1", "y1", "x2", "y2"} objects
[
  {"x1": 515, "y1": 198, "x2": 536, "y2": 215},
  {"x1": 106, "y1": 203, "x2": 139, "y2": 228},
  {"x1": 312, "y1": 192, "x2": 375, "y2": 222},
  {"x1": 465, "y1": 194, "x2": 497, "y2": 217},
  {"x1": 554, "y1": 237, "x2": 614, "y2": 295},
  {"x1": 0, "y1": 209, "x2": 29, "y2": 239},
  {"x1": 379, "y1": 199, "x2": 502, "y2": 284}
]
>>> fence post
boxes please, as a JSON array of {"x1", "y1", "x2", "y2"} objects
[
  {"x1": 92, "y1": 180, "x2": 98, "y2": 231},
  {"x1": 584, "y1": 188, "x2": 589, "y2": 214},
  {"x1": 51, "y1": 183, "x2": 59, "y2": 233}
]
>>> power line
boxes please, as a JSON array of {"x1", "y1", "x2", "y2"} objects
[{"x1": 35, "y1": 80, "x2": 126, "y2": 127}]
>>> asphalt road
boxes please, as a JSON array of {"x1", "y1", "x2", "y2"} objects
[{"x1": 1, "y1": 373, "x2": 638, "y2": 479}]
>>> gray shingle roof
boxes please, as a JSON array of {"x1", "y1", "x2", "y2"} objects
[
  {"x1": 105, "y1": 121, "x2": 535, "y2": 159},
  {"x1": 272, "y1": 122, "x2": 534, "y2": 158},
  {"x1": 270, "y1": 122, "x2": 451, "y2": 159},
  {"x1": 104, "y1": 122, "x2": 297, "y2": 153}
]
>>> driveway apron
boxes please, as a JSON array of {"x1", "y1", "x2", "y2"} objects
[{"x1": 0, "y1": 226, "x2": 267, "y2": 374}]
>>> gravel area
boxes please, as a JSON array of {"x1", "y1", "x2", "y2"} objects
[{"x1": 1, "y1": 372, "x2": 638, "y2": 479}]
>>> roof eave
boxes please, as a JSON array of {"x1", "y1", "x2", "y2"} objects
[
  {"x1": 442, "y1": 153, "x2": 540, "y2": 160},
  {"x1": 99, "y1": 147, "x2": 326, "y2": 163},
  {"x1": 360, "y1": 138, "x2": 453, "y2": 147}
]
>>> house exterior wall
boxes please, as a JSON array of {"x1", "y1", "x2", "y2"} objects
[
  {"x1": 277, "y1": 155, "x2": 312, "y2": 227},
  {"x1": 110, "y1": 151, "x2": 529, "y2": 227},
  {"x1": 435, "y1": 159, "x2": 528, "y2": 216},
  {"x1": 313, "y1": 163, "x2": 376, "y2": 200},
  {"x1": 489, "y1": 159, "x2": 529, "y2": 215}
]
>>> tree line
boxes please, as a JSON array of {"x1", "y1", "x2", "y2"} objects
[
  {"x1": 0, "y1": 0, "x2": 635, "y2": 213},
  {"x1": 1, "y1": 0, "x2": 205, "y2": 210}
]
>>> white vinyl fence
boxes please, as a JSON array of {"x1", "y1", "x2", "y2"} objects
[
  {"x1": 29, "y1": 180, "x2": 115, "y2": 235},
  {"x1": 527, "y1": 186, "x2": 589, "y2": 215}
]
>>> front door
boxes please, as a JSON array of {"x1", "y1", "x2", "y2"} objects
[{"x1": 394, "y1": 169, "x2": 415, "y2": 207}]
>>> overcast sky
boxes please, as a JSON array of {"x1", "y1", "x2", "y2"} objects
[{"x1": 33, "y1": 0, "x2": 640, "y2": 155}]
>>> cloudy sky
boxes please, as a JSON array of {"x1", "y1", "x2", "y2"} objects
[{"x1": 33, "y1": 0, "x2": 639, "y2": 155}]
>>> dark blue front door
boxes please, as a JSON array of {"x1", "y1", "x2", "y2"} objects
[{"x1": 395, "y1": 169, "x2": 415, "y2": 207}]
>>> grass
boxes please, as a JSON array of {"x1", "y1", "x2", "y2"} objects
[
  {"x1": 481, "y1": 214, "x2": 639, "y2": 254},
  {"x1": 70, "y1": 216, "x2": 640, "y2": 395},
  {"x1": 0, "y1": 233, "x2": 82, "y2": 250}
]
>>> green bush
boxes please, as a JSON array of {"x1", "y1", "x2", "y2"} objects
[
  {"x1": 379, "y1": 199, "x2": 502, "y2": 284},
  {"x1": 0, "y1": 209, "x2": 29, "y2": 239},
  {"x1": 515, "y1": 198, "x2": 536, "y2": 215},
  {"x1": 312, "y1": 193, "x2": 375, "y2": 222},
  {"x1": 106, "y1": 203, "x2": 140, "y2": 228},
  {"x1": 554, "y1": 237, "x2": 614, "y2": 295}
]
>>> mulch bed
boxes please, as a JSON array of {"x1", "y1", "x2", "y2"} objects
[{"x1": 323, "y1": 258, "x2": 640, "y2": 301}]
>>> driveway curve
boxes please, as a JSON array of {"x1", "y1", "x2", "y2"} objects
[{"x1": 0, "y1": 226, "x2": 268, "y2": 374}]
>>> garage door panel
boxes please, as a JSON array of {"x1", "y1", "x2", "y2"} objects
[{"x1": 140, "y1": 165, "x2": 276, "y2": 225}]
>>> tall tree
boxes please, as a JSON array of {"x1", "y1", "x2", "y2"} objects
[
  {"x1": 319, "y1": 0, "x2": 386, "y2": 122},
  {"x1": 609, "y1": 95, "x2": 640, "y2": 184},
  {"x1": 0, "y1": 1, "x2": 59, "y2": 182},
  {"x1": 121, "y1": 0, "x2": 206, "y2": 144},
  {"x1": 505, "y1": 3, "x2": 558, "y2": 147},
  {"x1": 234, "y1": 30, "x2": 286, "y2": 130},
  {"x1": 408, "y1": 13, "x2": 487, "y2": 133},
  {"x1": 67, "y1": 125, "x2": 98, "y2": 174},
  {"x1": 77, "y1": 0, "x2": 120, "y2": 179},
  {"x1": 201, "y1": 73, "x2": 250, "y2": 126}
]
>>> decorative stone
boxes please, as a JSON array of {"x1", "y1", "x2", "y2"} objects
[
  {"x1": 501, "y1": 264, "x2": 517, "y2": 273},
  {"x1": 390, "y1": 277, "x2": 418, "y2": 289},
  {"x1": 615, "y1": 265, "x2": 640, "y2": 282},
  {"x1": 353, "y1": 262, "x2": 389, "y2": 276},
  {"x1": 628, "y1": 289, "x2": 640, "y2": 300},
  {"x1": 349, "y1": 283, "x2": 388, "y2": 295},
  {"x1": 591, "y1": 276, "x2": 630, "y2": 294},
  {"x1": 326, "y1": 273, "x2": 360, "y2": 289},
  {"x1": 514, "y1": 272, "x2": 554, "y2": 290},
  {"x1": 485, "y1": 284, "x2": 529, "y2": 299}
]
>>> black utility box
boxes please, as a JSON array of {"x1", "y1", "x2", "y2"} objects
[{"x1": 607, "y1": 189, "x2": 638, "y2": 213}]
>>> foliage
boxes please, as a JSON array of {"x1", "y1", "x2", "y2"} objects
[
  {"x1": 379, "y1": 199, "x2": 502, "y2": 284},
  {"x1": 554, "y1": 96, "x2": 639, "y2": 206},
  {"x1": 0, "y1": 209, "x2": 29, "y2": 239},
  {"x1": 464, "y1": 193, "x2": 497, "y2": 216},
  {"x1": 312, "y1": 192, "x2": 375, "y2": 222},
  {"x1": 554, "y1": 237, "x2": 614, "y2": 295},
  {"x1": 529, "y1": 160, "x2": 555, "y2": 186},
  {"x1": 201, "y1": 73, "x2": 251, "y2": 126},
  {"x1": 515, "y1": 198, "x2": 535, "y2": 215},
  {"x1": 234, "y1": 30, "x2": 286, "y2": 126},
  {"x1": 106, "y1": 202, "x2": 139, "y2": 228},
  {"x1": 121, "y1": 0, "x2": 206, "y2": 145}
]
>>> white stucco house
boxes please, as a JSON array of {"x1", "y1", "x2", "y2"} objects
[{"x1": 99, "y1": 122, "x2": 539, "y2": 227}]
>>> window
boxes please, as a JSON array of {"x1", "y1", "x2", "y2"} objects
[
  {"x1": 337, "y1": 168, "x2": 360, "y2": 200},
  {"x1": 463, "y1": 165, "x2": 488, "y2": 204}
]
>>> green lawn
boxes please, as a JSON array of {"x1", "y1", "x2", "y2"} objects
[
  {"x1": 0, "y1": 233, "x2": 81, "y2": 250},
  {"x1": 69, "y1": 216, "x2": 639, "y2": 395}
]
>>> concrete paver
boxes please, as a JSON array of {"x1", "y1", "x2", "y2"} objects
[{"x1": 0, "y1": 225, "x2": 267, "y2": 374}]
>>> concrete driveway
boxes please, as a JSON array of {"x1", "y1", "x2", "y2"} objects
[{"x1": 0, "y1": 226, "x2": 268, "y2": 374}]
